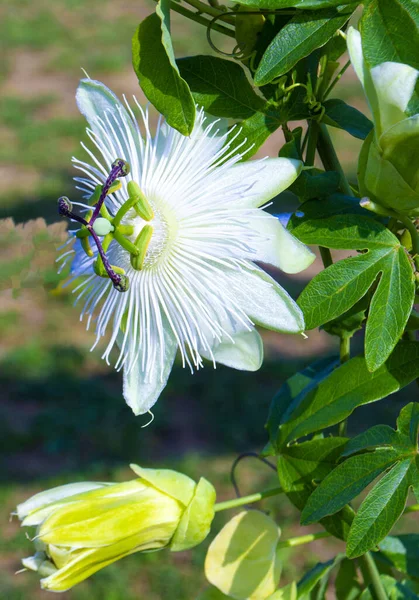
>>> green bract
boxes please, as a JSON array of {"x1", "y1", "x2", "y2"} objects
[
  {"x1": 17, "y1": 465, "x2": 216, "y2": 592},
  {"x1": 348, "y1": 27, "x2": 419, "y2": 215},
  {"x1": 205, "y1": 511, "x2": 282, "y2": 600}
]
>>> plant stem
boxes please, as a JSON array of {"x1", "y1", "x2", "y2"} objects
[
  {"x1": 305, "y1": 121, "x2": 319, "y2": 167},
  {"x1": 403, "y1": 503, "x2": 419, "y2": 514},
  {"x1": 276, "y1": 531, "x2": 331, "y2": 549},
  {"x1": 322, "y1": 60, "x2": 351, "y2": 100},
  {"x1": 359, "y1": 553, "x2": 389, "y2": 600},
  {"x1": 182, "y1": 0, "x2": 236, "y2": 24},
  {"x1": 317, "y1": 123, "x2": 354, "y2": 197},
  {"x1": 153, "y1": 0, "x2": 236, "y2": 37},
  {"x1": 338, "y1": 335, "x2": 351, "y2": 436},
  {"x1": 214, "y1": 486, "x2": 283, "y2": 512}
]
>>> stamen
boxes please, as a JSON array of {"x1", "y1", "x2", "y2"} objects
[
  {"x1": 127, "y1": 181, "x2": 154, "y2": 221},
  {"x1": 90, "y1": 227, "x2": 129, "y2": 292},
  {"x1": 131, "y1": 225, "x2": 153, "y2": 270}
]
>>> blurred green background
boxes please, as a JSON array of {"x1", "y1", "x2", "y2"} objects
[{"x1": 0, "y1": 1, "x2": 417, "y2": 598}]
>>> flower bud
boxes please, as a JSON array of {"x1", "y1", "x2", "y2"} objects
[
  {"x1": 16, "y1": 464, "x2": 216, "y2": 592},
  {"x1": 205, "y1": 511, "x2": 282, "y2": 600},
  {"x1": 347, "y1": 27, "x2": 419, "y2": 215}
]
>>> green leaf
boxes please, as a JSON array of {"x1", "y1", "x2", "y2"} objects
[
  {"x1": 132, "y1": 7, "x2": 195, "y2": 136},
  {"x1": 254, "y1": 7, "x2": 354, "y2": 86},
  {"x1": 225, "y1": 110, "x2": 282, "y2": 159},
  {"x1": 360, "y1": 0, "x2": 419, "y2": 69},
  {"x1": 377, "y1": 534, "x2": 419, "y2": 579},
  {"x1": 177, "y1": 56, "x2": 267, "y2": 120},
  {"x1": 279, "y1": 128, "x2": 340, "y2": 200},
  {"x1": 275, "y1": 342, "x2": 419, "y2": 446},
  {"x1": 278, "y1": 437, "x2": 354, "y2": 540},
  {"x1": 235, "y1": 0, "x2": 357, "y2": 11},
  {"x1": 322, "y1": 295, "x2": 369, "y2": 339},
  {"x1": 266, "y1": 356, "x2": 338, "y2": 453},
  {"x1": 346, "y1": 459, "x2": 412, "y2": 557},
  {"x1": 397, "y1": 402, "x2": 419, "y2": 447},
  {"x1": 335, "y1": 559, "x2": 362, "y2": 600},
  {"x1": 322, "y1": 99, "x2": 373, "y2": 140},
  {"x1": 360, "y1": 575, "x2": 419, "y2": 600},
  {"x1": 342, "y1": 425, "x2": 410, "y2": 457},
  {"x1": 301, "y1": 448, "x2": 402, "y2": 525},
  {"x1": 290, "y1": 213, "x2": 415, "y2": 371},
  {"x1": 297, "y1": 556, "x2": 343, "y2": 598}
]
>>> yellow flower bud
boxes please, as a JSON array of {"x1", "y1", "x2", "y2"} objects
[
  {"x1": 17, "y1": 465, "x2": 216, "y2": 592},
  {"x1": 205, "y1": 511, "x2": 282, "y2": 600}
]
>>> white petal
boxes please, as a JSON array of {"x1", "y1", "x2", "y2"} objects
[
  {"x1": 76, "y1": 78, "x2": 141, "y2": 161},
  {"x1": 201, "y1": 329, "x2": 263, "y2": 371},
  {"x1": 251, "y1": 213, "x2": 315, "y2": 273},
  {"x1": 347, "y1": 27, "x2": 365, "y2": 87},
  {"x1": 230, "y1": 268, "x2": 305, "y2": 333},
  {"x1": 371, "y1": 62, "x2": 418, "y2": 133},
  {"x1": 122, "y1": 326, "x2": 178, "y2": 416},
  {"x1": 219, "y1": 158, "x2": 302, "y2": 209}
]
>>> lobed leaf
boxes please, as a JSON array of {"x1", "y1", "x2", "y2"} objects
[{"x1": 290, "y1": 213, "x2": 415, "y2": 371}]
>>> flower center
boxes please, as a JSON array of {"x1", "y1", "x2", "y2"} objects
[{"x1": 58, "y1": 159, "x2": 171, "y2": 292}]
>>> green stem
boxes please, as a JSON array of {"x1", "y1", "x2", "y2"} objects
[
  {"x1": 317, "y1": 123, "x2": 354, "y2": 197},
  {"x1": 322, "y1": 60, "x2": 350, "y2": 100},
  {"x1": 305, "y1": 121, "x2": 319, "y2": 167},
  {"x1": 154, "y1": 0, "x2": 235, "y2": 37},
  {"x1": 338, "y1": 335, "x2": 351, "y2": 436},
  {"x1": 276, "y1": 531, "x2": 331, "y2": 549},
  {"x1": 214, "y1": 486, "x2": 283, "y2": 512},
  {"x1": 182, "y1": 0, "x2": 236, "y2": 24},
  {"x1": 404, "y1": 503, "x2": 419, "y2": 514},
  {"x1": 359, "y1": 553, "x2": 389, "y2": 600}
]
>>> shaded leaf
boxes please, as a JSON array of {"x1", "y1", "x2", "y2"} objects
[
  {"x1": 397, "y1": 402, "x2": 419, "y2": 447},
  {"x1": 177, "y1": 55, "x2": 267, "y2": 120},
  {"x1": 278, "y1": 437, "x2": 354, "y2": 540},
  {"x1": 266, "y1": 356, "x2": 338, "y2": 453},
  {"x1": 360, "y1": 575, "x2": 419, "y2": 599},
  {"x1": 132, "y1": 7, "x2": 195, "y2": 135},
  {"x1": 301, "y1": 448, "x2": 402, "y2": 525},
  {"x1": 335, "y1": 558, "x2": 362, "y2": 600},
  {"x1": 297, "y1": 556, "x2": 343, "y2": 598},
  {"x1": 377, "y1": 534, "x2": 419, "y2": 579},
  {"x1": 322, "y1": 99, "x2": 373, "y2": 140},
  {"x1": 226, "y1": 110, "x2": 282, "y2": 159}
]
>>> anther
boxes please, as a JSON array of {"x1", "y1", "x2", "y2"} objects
[
  {"x1": 127, "y1": 181, "x2": 154, "y2": 221},
  {"x1": 131, "y1": 225, "x2": 153, "y2": 270},
  {"x1": 113, "y1": 274, "x2": 130, "y2": 293},
  {"x1": 58, "y1": 196, "x2": 73, "y2": 217}
]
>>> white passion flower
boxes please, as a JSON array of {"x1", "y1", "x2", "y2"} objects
[{"x1": 58, "y1": 79, "x2": 315, "y2": 416}]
